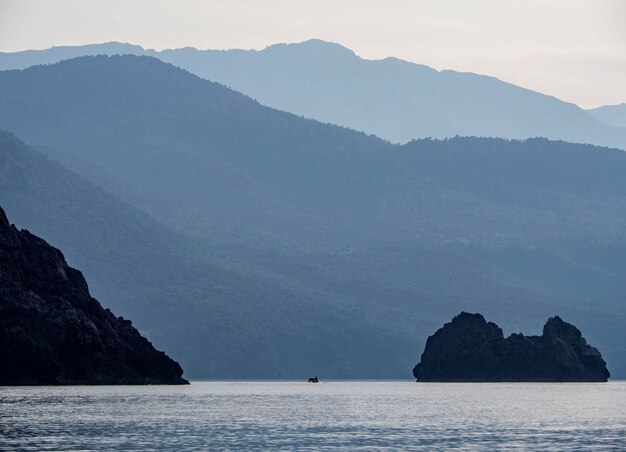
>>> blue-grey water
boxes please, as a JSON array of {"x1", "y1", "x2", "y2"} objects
[{"x1": 1, "y1": 381, "x2": 625, "y2": 450}]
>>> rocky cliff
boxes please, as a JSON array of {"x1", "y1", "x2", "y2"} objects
[
  {"x1": 413, "y1": 312, "x2": 610, "y2": 382},
  {"x1": 0, "y1": 206, "x2": 188, "y2": 384}
]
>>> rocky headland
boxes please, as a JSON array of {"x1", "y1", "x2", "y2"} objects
[
  {"x1": 0, "y1": 206, "x2": 188, "y2": 385},
  {"x1": 413, "y1": 312, "x2": 610, "y2": 382}
]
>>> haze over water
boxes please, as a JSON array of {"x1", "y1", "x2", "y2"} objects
[{"x1": 2, "y1": 381, "x2": 625, "y2": 450}]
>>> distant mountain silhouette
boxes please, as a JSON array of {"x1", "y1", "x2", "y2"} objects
[
  {"x1": 0, "y1": 55, "x2": 395, "y2": 244},
  {"x1": 0, "y1": 42, "x2": 145, "y2": 69},
  {"x1": 1, "y1": 40, "x2": 624, "y2": 149},
  {"x1": 1, "y1": 56, "x2": 626, "y2": 378},
  {"x1": 588, "y1": 103, "x2": 626, "y2": 128},
  {"x1": 2, "y1": 56, "x2": 626, "y2": 247},
  {"x1": 0, "y1": 131, "x2": 413, "y2": 379}
]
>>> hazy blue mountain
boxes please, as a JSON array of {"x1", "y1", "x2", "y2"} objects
[
  {"x1": 1, "y1": 56, "x2": 626, "y2": 377},
  {"x1": 1, "y1": 40, "x2": 624, "y2": 149},
  {"x1": 0, "y1": 42, "x2": 145, "y2": 70},
  {"x1": 0, "y1": 131, "x2": 417, "y2": 379},
  {"x1": 0, "y1": 55, "x2": 397, "y2": 246},
  {"x1": 588, "y1": 103, "x2": 626, "y2": 128},
  {"x1": 157, "y1": 40, "x2": 626, "y2": 149},
  {"x1": 2, "y1": 56, "x2": 626, "y2": 247},
  {"x1": 5, "y1": 130, "x2": 623, "y2": 378}
]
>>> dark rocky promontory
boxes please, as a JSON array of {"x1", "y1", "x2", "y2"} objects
[
  {"x1": 413, "y1": 312, "x2": 610, "y2": 382},
  {"x1": 0, "y1": 206, "x2": 188, "y2": 385}
]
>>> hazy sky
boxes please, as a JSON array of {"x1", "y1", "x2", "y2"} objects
[{"x1": 1, "y1": 0, "x2": 624, "y2": 108}]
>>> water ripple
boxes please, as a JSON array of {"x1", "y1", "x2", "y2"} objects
[{"x1": 1, "y1": 381, "x2": 625, "y2": 450}]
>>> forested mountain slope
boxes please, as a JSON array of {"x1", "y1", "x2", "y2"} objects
[
  {"x1": 1, "y1": 56, "x2": 625, "y2": 377},
  {"x1": 1, "y1": 41, "x2": 624, "y2": 149},
  {"x1": 0, "y1": 132, "x2": 413, "y2": 378}
]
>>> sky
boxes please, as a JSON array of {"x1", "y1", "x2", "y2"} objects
[{"x1": 0, "y1": 0, "x2": 624, "y2": 109}]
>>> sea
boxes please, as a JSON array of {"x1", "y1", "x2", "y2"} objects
[{"x1": 1, "y1": 381, "x2": 625, "y2": 450}]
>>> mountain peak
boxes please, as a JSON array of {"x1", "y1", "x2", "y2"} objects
[
  {"x1": 262, "y1": 39, "x2": 357, "y2": 59},
  {"x1": 542, "y1": 315, "x2": 583, "y2": 343},
  {"x1": 51, "y1": 41, "x2": 146, "y2": 54},
  {"x1": 0, "y1": 206, "x2": 12, "y2": 242}
]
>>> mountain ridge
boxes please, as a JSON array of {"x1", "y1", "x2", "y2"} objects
[
  {"x1": 588, "y1": 103, "x2": 626, "y2": 128},
  {"x1": 0, "y1": 130, "x2": 415, "y2": 379},
  {"x1": 2, "y1": 56, "x2": 626, "y2": 378},
  {"x1": 1, "y1": 40, "x2": 623, "y2": 148}
]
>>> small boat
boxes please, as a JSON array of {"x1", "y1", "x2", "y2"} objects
[{"x1": 307, "y1": 376, "x2": 319, "y2": 383}]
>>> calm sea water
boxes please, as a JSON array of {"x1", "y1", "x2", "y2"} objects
[{"x1": 1, "y1": 381, "x2": 625, "y2": 450}]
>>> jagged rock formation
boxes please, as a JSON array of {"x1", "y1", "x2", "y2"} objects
[
  {"x1": 0, "y1": 206, "x2": 188, "y2": 385},
  {"x1": 413, "y1": 312, "x2": 610, "y2": 382}
]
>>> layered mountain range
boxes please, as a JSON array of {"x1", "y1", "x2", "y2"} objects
[
  {"x1": 0, "y1": 55, "x2": 624, "y2": 378},
  {"x1": 0, "y1": 40, "x2": 624, "y2": 149},
  {"x1": 0, "y1": 131, "x2": 411, "y2": 378}
]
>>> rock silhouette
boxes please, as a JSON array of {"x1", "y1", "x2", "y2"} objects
[
  {"x1": 0, "y1": 206, "x2": 188, "y2": 385},
  {"x1": 413, "y1": 312, "x2": 610, "y2": 382}
]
